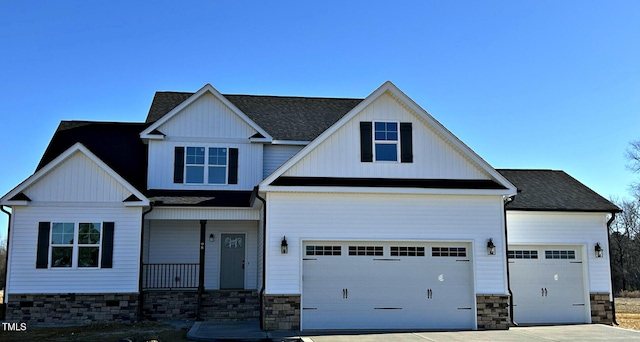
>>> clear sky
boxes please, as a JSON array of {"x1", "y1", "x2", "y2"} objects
[{"x1": 1, "y1": 1, "x2": 639, "y2": 240}]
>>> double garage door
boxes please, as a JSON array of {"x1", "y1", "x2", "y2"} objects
[
  {"x1": 509, "y1": 245, "x2": 588, "y2": 324},
  {"x1": 302, "y1": 241, "x2": 475, "y2": 330}
]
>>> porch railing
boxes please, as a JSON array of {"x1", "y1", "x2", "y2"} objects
[{"x1": 142, "y1": 263, "x2": 199, "y2": 289}]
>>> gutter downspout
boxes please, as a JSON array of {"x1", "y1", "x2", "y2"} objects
[
  {"x1": 254, "y1": 187, "x2": 267, "y2": 331},
  {"x1": 137, "y1": 202, "x2": 154, "y2": 321},
  {"x1": 503, "y1": 196, "x2": 517, "y2": 327},
  {"x1": 1, "y1": 206, "x2": 11, "y2": 319},
  {"x1": 607, "y1": 212, "x2": 619, "y2": 325}
]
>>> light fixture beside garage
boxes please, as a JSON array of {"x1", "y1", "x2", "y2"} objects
[
  {"x1": 209, "y1": 233, "x2": 214, "y2": 242},
  {"x1": 487, "y1": 238, "x2": 496, "y2": 255},
  {"x1": 281, "y1": 236, "x2": 288, "y2": 254},
  {"x1": 595, "y1": 242, "x2": 603, "y2": 258}
]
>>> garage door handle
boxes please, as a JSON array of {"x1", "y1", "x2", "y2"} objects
[
  {"x1": 343, "y1": 288, "x2": 348, "y2": 299},
  {"x1": 427, "y1": 289, "x2": 433, "y2": 299},
  {"x1": 541, "y1": 287, "x2": 547, "y2": 297}
]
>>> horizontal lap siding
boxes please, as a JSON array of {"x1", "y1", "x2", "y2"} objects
[
  {"x1": 265, "y1": 192, "x2": 506, "y2": 295},
  {"x1": 507, "y1": 211, "x2": 611, "y2": 293},
  {"x1": 283, "y1": 93, "x2": 489, "y2": 180},
  {"x1": 8, "y1": 206, "x2": 142, "y2": 294},
  {"x1": 147, "y1": 141, "x2": 262, "y2": 190},
  {"x1": 263, "y1": 145, "x2": 304, "y2": 179}
]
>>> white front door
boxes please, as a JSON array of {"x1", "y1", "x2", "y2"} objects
[
  {"x1": 509, "y1": 245, "x2": 588, "y2": 324},
  {"x1": 302, "y1": 241, "x2": 475, "y2": 330}
]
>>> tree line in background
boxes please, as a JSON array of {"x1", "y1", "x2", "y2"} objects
[{"x1": 610, "y1": 139, "x2": 640, "y2": 294}]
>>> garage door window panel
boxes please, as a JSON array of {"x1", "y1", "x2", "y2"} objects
[
  {"x1": 508, "y1": 250, "x2": 538, "y2": 259},
  {"x1": 391, "y1": 246, "x2": 425, "y2": 257},
  {"x1": 348, "y1": 246, "x2": 383, "y2": 256},
  {"x1": 545, "y1": 250, "x2": 575, "y2": 259},
  {"x1": 306, "y1": 245, "x2": 341, "y2": 256},
  {"x1": 432, "y1": 247, "x2": 466, "y2": 257}
]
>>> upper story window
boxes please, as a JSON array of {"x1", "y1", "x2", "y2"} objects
[
  {"x1": 185, "y1": 147, "x2": 228, "y2": 184},
  {"x1": 360, "y1": 121, "x2": 413, "y2": 163},
  {"x1": 374, "y1": 122, "x2": 398, "y2": 162},
  {"x1": 174, "y1": 146, "x2": 238, "y2": 185}
]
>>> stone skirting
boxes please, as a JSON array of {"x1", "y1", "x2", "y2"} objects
[
  {"x1": 6, "y1": 293, "x2": 137, "y2": 325},
  {"x1": 142, "y1": 290, "x2": 259, "y2": 321},
  {"x1": 262, "y1": 294, "x2": 300, "y2": 330},
  {"x1": 590, "y1": 292, "x2": 613, "y2": 324},
  {"x1": 476, "y1": 294, "x2": 510, "y2": 330}
]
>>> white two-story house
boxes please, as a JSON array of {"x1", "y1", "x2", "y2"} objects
[{"x1": 0, "y1": 82, "x2": 619, "y2": 330}]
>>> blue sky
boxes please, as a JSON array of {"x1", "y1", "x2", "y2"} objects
[{"x1": 1, "y1": 1, "x2": 639, "y2": 240}]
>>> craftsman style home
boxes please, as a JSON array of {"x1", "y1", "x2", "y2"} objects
[{"x1": 1, "y1": 82, "x2": 619, "y2": 330}]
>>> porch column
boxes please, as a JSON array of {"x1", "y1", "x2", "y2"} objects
[{"x1": 196, "y1": 220, "x2": 207, "y2": 321}]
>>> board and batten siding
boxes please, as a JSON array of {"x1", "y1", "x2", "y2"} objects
[
  {"x1": 157, "y1": 92, "x2": 258, "y2": 139},
  {"x1": 23, "y1": 152, "x2": 131, "y2": 203},
  {"x1": 7, "y1": 206, "x2": 142, "y2": 294},
  {"x1": 506, "y1": 211, "x2": 612, "y2": 293},
  {"x1": 283, "y1": 92, "x2": 489, "y2": 180},
  {"x1": 144, "y1": 220, "x2": 259, "y2": 290},
  {"x1": 264, "y1": 192, "x2": 506, "y2": 295},
  {"x1": 147, "y1": 140, "x2": 263, "y2": 190},
  {"x1": 263, "y1": 145, "x2": 304, "y2": 179}
]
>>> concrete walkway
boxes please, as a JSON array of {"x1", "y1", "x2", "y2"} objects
[{"x1": 187, "y1": 321, "x2": 640, "y2": 341}]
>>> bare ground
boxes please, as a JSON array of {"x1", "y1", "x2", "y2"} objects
[{"x1": 615, "y1": 297, "x2": 640, "y2": 331}]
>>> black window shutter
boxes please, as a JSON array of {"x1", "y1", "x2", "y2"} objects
[
  {"x1": 360, "y1": 122, "x2": 373, "y2": 162},
  {"x1": 101, "y1": 222, "x2": 114, "y2": 268},
  {"x1": 228, "y1": 148, "x2": 239, "y2": 184},
  {"x1": 36, "y1": 222, "x2": 50, "y2": 269},
  {"x1": 174, "y1": 147, "x2": 185, "y2": 183},
  {"x1": 400, "y1": 122, "x2": 413, "y2": 163}
]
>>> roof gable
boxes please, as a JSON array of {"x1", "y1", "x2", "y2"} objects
[
  {"x1": 261, "y1": 81, "x2": 517, "y2": 194},
  {"x1": 140, "y1": 84, "x2": 272, "y2": 141},
  {"x1": 1, "y1": 143, "x2": 149, "y2": 206}
]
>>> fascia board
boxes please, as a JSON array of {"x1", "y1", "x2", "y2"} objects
[
  {"x1": 258, "y1": 184, "x2": 514, "y2": 196},
  {"x1": 140, "y1": 84, "x2": 273, "y2": 141},
  {"x1": 0, "y1": 142, "x2": 150, "y2": 206}
]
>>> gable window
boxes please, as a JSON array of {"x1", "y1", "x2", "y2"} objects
[
  {"x1": 50, "y1": 222, "x2": 102, "y2": 268},
  {"x1": 175, "y1": 146, "x2": 238, "y2": 185},
  {"x1": 374, "y1": 122, "x2": 398, "y2": 162}
]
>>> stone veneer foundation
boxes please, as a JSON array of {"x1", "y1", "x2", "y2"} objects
[
  {"x1": 262, "y1": 294, "x2": 300, "y2": 330},
  {"x1": 6, "y1": 293, "x2": 137, "y2": 326},
  {"x1": 476, "y1": 294, "x2": 510, "y2": 330},
  {"x1": 142, "y1": 290, "x2": 259, "y2": 321},
  {"x1": 590, "y1": 292, "x2": 613, "y2": 324}
]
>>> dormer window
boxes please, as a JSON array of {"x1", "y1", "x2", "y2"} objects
[
  {"x1": 174, "y1": 146, "x2": 238, "y2": 185},
  {"x1": 374, "y1": 122, "x2": 398, "y2": 162}
]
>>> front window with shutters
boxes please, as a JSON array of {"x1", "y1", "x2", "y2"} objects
[
  {"x1": 51, "y1": 222, "x2": 102, "y2": 268},
  {"x1": 185, "y1": 146, "x2": 228, "y2": 184}
]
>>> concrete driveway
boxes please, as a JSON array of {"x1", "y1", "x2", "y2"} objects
[{"x1": 300, "y1": 324, "x2": 640, "y2": 342}]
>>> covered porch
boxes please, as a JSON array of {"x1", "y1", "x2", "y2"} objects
[{"x1": 139, "y1": 202, "x2": 262, "y2": 321}]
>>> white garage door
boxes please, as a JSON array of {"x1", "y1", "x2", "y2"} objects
[
  {"x1": 509, "y1": 245, "x2": 588, "y2": 324},
  {"x1": 302, "y1": 241, "x2": 475, "y2": 330}
]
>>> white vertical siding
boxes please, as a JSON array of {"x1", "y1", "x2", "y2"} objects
[
  {"x1": 146, "y1": 220, "x2": 258, "y2": 290},
  {"x1": 158, "y1": 92, "x2": 257, "y2": 139},
  {"x1": 147, "y1": 140, "x2": 263, "y2": 190},
  {"x1": 265, "y1": 192, "x2": 506, "y2": 295},
  {"x1": 507, "y1": 211, "x2": 612, "y2": 293},
  {"x1": 283, "y1": 93, "x2": 489, "y2": 180},
  {"x1": 24, "y1": 152, "x2": 130, "y2": 203},
  {"x1": 263, "y1": 145, "x2": 304, "y2": 179},
  {"x1": 8, "y1": 206, "x2": 142, "y2": 294},
  {"x1": 257, "y1": 213, "x2": 264, "y2": 293}
]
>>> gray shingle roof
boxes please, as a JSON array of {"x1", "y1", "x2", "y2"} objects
[
  {"x1": 145, "y1": 92, "x2": 363, "y2": 141},
  {"x1": 498, "y1": 169, "x2": 621, "y2": 212}
]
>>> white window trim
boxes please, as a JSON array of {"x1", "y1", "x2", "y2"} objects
[
  {"x1": 49, "y1": 222, "x2": 103, "y2": 269},
  {"x1": 184, "y1": 146, "x2": 229, "y2": 185},
  {"x1": 372, "y1": 120, "x2": 400, "y2": 163}
]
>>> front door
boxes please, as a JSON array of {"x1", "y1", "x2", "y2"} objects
[{"x1": 220, "y1": 234, "x2": 245, "y2": 289}]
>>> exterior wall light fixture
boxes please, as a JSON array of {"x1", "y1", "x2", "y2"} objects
[
  {"x1": 487, "y1": 238, "x2": 496, "y2": 255},
  {"x1": 209, "y1": 233, "x2": 214, "y2": 242},
  {"x1": 595, "y1": 242, "x2": 603, "y2": 258},
  {"x1": 281, "y1": 236, "x2": 288, "y2": 254}
]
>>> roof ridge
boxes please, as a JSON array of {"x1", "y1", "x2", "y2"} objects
[{"x1": 223, "y1": 93, "x2": 364, "y2": 101}]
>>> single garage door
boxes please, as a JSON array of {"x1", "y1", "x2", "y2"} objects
[
  {"x1": 509, "y1": 245, "x2": 588, "y2": 324},
  {"x1": 302, "y1": 241, "x2": 475, "y2": 330}
]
